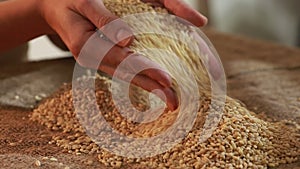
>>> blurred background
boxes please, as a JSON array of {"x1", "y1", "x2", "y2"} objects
[
  {"x1": 186, "y1": 0, "x2": 300, "y2": 47},
  {"x1": 1, "y1": 0, "x2": 300, "y2": 61}
]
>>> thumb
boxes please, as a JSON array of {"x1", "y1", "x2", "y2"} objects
[{"x1": 76, "y1": 0, "x2": 134, "y2": 47}]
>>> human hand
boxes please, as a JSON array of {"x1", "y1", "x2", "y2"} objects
[
  {"x1": 141, "y1": 0, "x2": 223, "y2": 81},
  {"x1": 141, "y1": 0, "x2": 208, "y2": 27},
  {"x1": 38, "y1": 0, "x2": 179, "y2": 110}
]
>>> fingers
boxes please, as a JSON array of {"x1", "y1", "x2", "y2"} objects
[
  {"x1": 114, "y1": 54, "x2": 172, "y2": 88},
  {"x1": 159, "y1": 0, "x2": 208, "y2": 27},
  {"x1": 104, "y1": 52, "x2": 177, "y2": 110},
  {"x1": 75, "y1": 31, "x2": 122, "y2": 68},
  {"x1": 96, "y1": 42, "x2": 172, "y2": 88},
  {"x1": 99, "y1": 65, "x2": 178, "y2": 111},
  {"x1": 75, "y1": 0, "x2": 134, "y2": 47},
  {"x1": 47, "y1": 35, "x2": 69, "y2": 51},
  {"x1": 57, "y1": 12, "x2": 97, "y2": 57},
  {"x1": 140, "y1": 68, "x2": 172, "y2": 88},
  {"x1": 131, "y1": 75, "x2": 178, "y2": 111},
  {"x1": 76, "y1": 32, "x2": 177, "y2": 111}
]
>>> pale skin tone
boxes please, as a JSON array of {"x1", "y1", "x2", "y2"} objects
[{"x1": 0, "y1": 0, "x2": 207, "y2": 110}]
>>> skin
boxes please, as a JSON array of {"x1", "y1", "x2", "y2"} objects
[{"x1": 0, "y1": 0, "x2": 207, "y2": 111}]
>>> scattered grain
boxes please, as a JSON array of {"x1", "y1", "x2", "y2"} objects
[
  {"x1": 49, "y1": 157, "x2": 58, "y2": 162},
  {"x1": 35, "y1": 95, "x2": 42, "y2": 101},
  {"x1": 34, "y1": 160, "x2": 41, "y2": 167},
  {"x1": 9, "y1": 142, "x2": 17, "y2": 146},
  {"x1": 42, "y1": 157, "x2": 49, "y2": 160}
]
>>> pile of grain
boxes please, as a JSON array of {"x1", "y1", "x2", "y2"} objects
[
  {"x1": 31, "y1": 0, "x2": 300, "y2": 168},
  {"x1": 31, "y1": 76, "x2": 300, "y2": 168}
]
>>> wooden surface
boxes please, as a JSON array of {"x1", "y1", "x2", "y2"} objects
[{"x1": 0, "y1": 28, "x2": 299, "y2": 168}]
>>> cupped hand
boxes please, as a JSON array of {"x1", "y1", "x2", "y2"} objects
[{"x1": 38, "y1": 0, "x2": 207, "y2": 110}]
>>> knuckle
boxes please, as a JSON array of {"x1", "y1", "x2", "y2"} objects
[
  {"x1": 77, "y1": 0, "x2": 101, "y2": 13},
  {"x1": 77, "y1": 0, "x2": 92, "y2": 8},
  {"x1": 96, "y1": 15, "x2": 115, "y2": 28},
  {"x1": 69, "y1": 38, "x2": 82, "y2": 58}
]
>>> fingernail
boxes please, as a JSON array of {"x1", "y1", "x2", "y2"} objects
[
  {"x1": 194, "y1": 13, "x2": 208, "y2": 27},
  {"x1": 202, "y1": 15, "x2": 208, "y2": 26},
  {"x1": 116, "y1": 29, "x2": 133, "y2": 47},
  {"x1": 166, "y1": 88, "x2": 179, "y2": 111}
]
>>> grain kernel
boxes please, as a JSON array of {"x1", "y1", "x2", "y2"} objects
[{"x1": 35, "y1": 160, "x2": 41, "y2": 167}]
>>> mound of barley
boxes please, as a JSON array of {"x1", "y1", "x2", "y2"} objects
[{"x1": 31, "y1": 0, "x2": 300, "y2": 168}]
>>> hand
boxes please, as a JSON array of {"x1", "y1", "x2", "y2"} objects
[
  {"x1": 142, "y1": 0, "x2": 208, "y2": 27},
  {"x1": 141, "y1": 0, "x2": 223, "y2": 81},
  {"x1": 38, "y1": 0, "x2": 180, "y2": 110}
]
